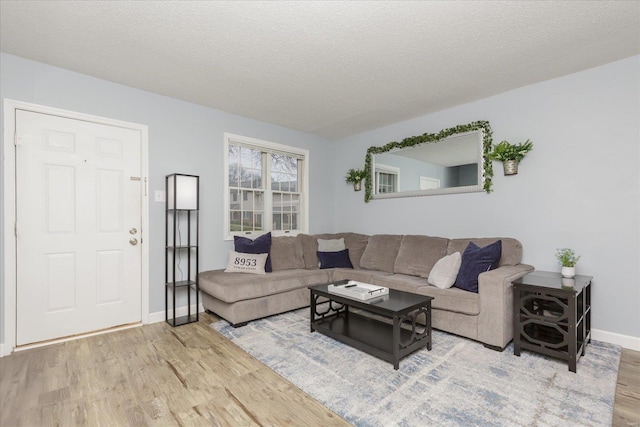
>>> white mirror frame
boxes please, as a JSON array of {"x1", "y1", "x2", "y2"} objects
[{"x1": 363, "y1": 121, "x2": 494, "y2": 202}]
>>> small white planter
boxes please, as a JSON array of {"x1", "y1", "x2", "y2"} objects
[{"x1": 561, "y1": 266, "x2": 576, "y2": 278}]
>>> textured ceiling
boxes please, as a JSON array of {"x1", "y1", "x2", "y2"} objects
[{"x1": 1, "y1": 1, "x2": 639, "y2": 139}]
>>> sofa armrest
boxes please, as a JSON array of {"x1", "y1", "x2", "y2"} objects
[{"x1": 477, "y1": 264, "x2": 534, "y2": 349}]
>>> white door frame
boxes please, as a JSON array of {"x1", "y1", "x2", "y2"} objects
[{"x1": 2, "y1": 99, "x2": 150, "y2": 357}]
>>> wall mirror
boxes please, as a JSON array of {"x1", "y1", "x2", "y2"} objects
[{"x1": 364, "y1": 121, "x2": 493, "y2": 202}]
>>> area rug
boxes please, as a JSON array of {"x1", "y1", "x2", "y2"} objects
[{"x1": 211, "y1": 309, "x2": 621, "y2": 426}]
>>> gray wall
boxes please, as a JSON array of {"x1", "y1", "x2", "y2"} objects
[
  {"x1": 0, "y1": 53, "x2": 336, "y2": 337},
  {"x1": 332, "y1": 55, "x2": 640, "y2": 339}
]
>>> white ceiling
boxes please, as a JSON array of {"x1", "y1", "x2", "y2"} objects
[{"x1": 1, "y1": 1, "x2": 639, "y2": 139}]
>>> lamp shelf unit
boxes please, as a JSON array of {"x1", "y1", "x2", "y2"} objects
[{"x1": 165, "y1": 174, "x2": 200, "y2": 327}]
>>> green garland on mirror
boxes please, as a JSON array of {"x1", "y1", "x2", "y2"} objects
[{"x1": 364, "y1": 121, "x2": 494, "y2": 202}]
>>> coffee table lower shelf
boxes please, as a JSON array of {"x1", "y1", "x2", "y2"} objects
[{"x1": 312, "y1": 311, "x2": 427, "y2": 368}]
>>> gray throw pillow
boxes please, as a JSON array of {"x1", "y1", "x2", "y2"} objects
[
  {"x1": 428, "y1": 252, "x2": 462, "y2": 289},
  {"x1": 317, "y1": 238, "x2": 345, "y2": 252}
]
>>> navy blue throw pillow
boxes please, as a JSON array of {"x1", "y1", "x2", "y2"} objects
[
  {"x1": 234, "y1": 232, "x2": 272, "y2": 272},
  {"x1": 453, "y1": 240, "x2": 502, "y2": 293},
  {"x1": 317, "y1": 249, "x2": 353, "y2": 269}
]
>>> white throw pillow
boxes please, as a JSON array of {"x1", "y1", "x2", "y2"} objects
[
  {"x1": 317, "y1": 238, "x2": 346, "y2": 252},
  {"x1": 428, "y1": 252, "x2": 462, "y2": 289},
  {"x1": 224, "y1": 250, "x2": 268, "y2": 274}
]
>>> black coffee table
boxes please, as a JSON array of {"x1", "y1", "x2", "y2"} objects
[{"x1": 309, "y1": 281, "x2": 433, "y2": 370}]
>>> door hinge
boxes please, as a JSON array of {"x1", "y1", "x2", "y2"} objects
[
  {"x1": 144, "y1": 177, "x2": 147, "y2": 196},
  {"x1": 14, "y1": 131, "x2": 18, "y2": 146},
  {"x1": 14, "y1": 222, "x2": 17, "y2": 237}
]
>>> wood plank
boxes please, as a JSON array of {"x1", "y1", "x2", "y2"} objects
[
  {"x1": 0, "y1": 313, "x2": 350, "y2": 426},
  {"x1": 613, "y1": 348, "x2": 640, "y2": 427}
]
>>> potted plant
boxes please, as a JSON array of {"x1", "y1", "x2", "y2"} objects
[
  {"x1": 488, "y1": 139, "x2": 533, "y2": 175},
  {"x1": 345, "y1": 168, "x2": 367, "y2": 191},
  {"x1": 555, "y1": 248, "x2": 581, "y2": 278}
]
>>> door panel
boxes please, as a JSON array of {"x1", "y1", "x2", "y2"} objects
[
  {"x1": 16, "y1": 110, "x2": 142, "y2": 345},
  {"x1": 45, "y1": 253, "x2": 76, "y2": 312}
]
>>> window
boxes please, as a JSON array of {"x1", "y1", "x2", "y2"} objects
[
  {"x1": 375, "y1": 164, "x2": 400, "y2": 194},
  {"x1": 224, "y1": 133, "x2": 308, "y2": 239}
]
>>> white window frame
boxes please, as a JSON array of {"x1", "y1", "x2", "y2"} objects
[
  {"x1": 374, "y1": 163, "x2": 400, "y2": 194},
  {"x1": 224, "y1": 133, "x2": 309, "y2": 240}
]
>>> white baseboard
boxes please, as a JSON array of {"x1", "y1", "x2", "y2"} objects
[
  {"x1": 3, "y1": 314, "x2": 635, "y2": 357},
  {"x1": 148, "y1": 303, "x2": 205, "y2": 324},
  {"x1": 592, "y1": 328, "x2": 640, "y2": 351}
]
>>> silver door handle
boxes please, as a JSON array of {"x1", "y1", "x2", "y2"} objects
[
  {"x1": 129, "y1": 228, "x2": 137, "y2": 235},
  {"x1": 129, "y1": 238, "x2": 138, "y2": 245}
]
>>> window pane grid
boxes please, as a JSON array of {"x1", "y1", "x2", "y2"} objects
[
  {"x1": 376, "y1": 171, "x2": 397, "y2": 194},
  {"x1": 227, "y1": 138, "x2": 305, "y2": 237},
  {"x1": 271, "y1": 155, "x2": 299, "y2": 193},
  {"x1": 229, "y1": 189, "x2": 264, "y2": 232}
]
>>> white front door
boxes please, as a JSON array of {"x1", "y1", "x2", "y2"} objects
[{"x1": 15, "y1": 110, "x2": 143, "y2": 345}]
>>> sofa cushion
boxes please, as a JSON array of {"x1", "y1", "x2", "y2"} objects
[
  {"x1": 224, "y1": 250, "x2": 268, "y2": 274},
  {"x1": 330, "y1": 268, "x2": 393, "y2": 283},
  {"x1": 360, "y1": 234, "x2": 403, "y2": 273},
  {"x1": 447, "y1": 237, "x2": 522, "y2": 267},
  {"x1": 370, "y1": 273, "x2": 427, "y2": 294},
  {"x1": 371, "y1": 274, "x2": 480, "y2": 315},
  {"x1": 454, "y1": 241, "x2": 502, "y2": 293},
  {"x1": 234, "y1": 232, "x2": 272, "y2": 272},
  {"x1": 417, "y1": 285, "x2": 480, "y2": 315},
  {"x1": 394, "y1": 235, "x2": 449, "y2": 277},
  {"x1": 318, "y1": 249, "x2": 353, "y2": 269},
  {"x1": 428, "y1": 252, "x2": 462, "y2": 289},
  {"x1": 299, "y1": 233, "x2": 369, "y2": 270},
  {"x1": 343, "y1": 233, "x2": 370, "y2": 269},
  {"x1": 270, "y1": 236, "x2": 305, "y2": 271},
  {"x1": 198, "y1": 268, "x2": 329, "y2": 303}
]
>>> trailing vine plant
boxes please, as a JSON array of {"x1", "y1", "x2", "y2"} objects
[{"x1": 364, "y1": 121, "x2": 494, "y2": 202}]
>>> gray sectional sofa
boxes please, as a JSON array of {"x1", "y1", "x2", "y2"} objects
[{"x1": 198, "y1": 233, "x2": 533, "y2": 349}]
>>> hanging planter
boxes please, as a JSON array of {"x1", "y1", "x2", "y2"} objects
[
  {"x1": 345, "y1": 168, "x2": 367, "y2": 192},
  {"x1": 488, "y1": 140, "x2": 533, "y2": 176}
]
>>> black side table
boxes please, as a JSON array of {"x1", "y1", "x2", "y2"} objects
[{"x1": 513, "y1": 271, "x2": 592, "y2": 373}]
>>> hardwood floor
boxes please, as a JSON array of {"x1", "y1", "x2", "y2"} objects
[
  {"x1": 1, "y1": 312, "x2": 638, "y2": 426},
  {"x1": 614, "y1": 348, "x2": 640, "y2": 427},
  {"x1": 0, "y1": 313, "x2": 348, "y2": 427}
]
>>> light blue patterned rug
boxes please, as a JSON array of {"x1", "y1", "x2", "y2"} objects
[{"x1": 211, "y1": 309, "x2": 621, "y2": 426}]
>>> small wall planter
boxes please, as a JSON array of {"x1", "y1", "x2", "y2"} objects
[
  {"x1": 488, "y1": 140, "x2": 533, "y2": 176},
  {"x1": 345, "y1": 168, "x2": 367, "y2": 192}
]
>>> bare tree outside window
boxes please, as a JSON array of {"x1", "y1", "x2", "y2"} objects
[
  {"x1": 228, "y1": 145, "x2": 264, "y2": 232},
  {"x1": 227, "y1": 141, "x2": 304, "y2": 236},
  {"x1": 271, "y1": 154, "x2": 299, "y2": 230}
]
